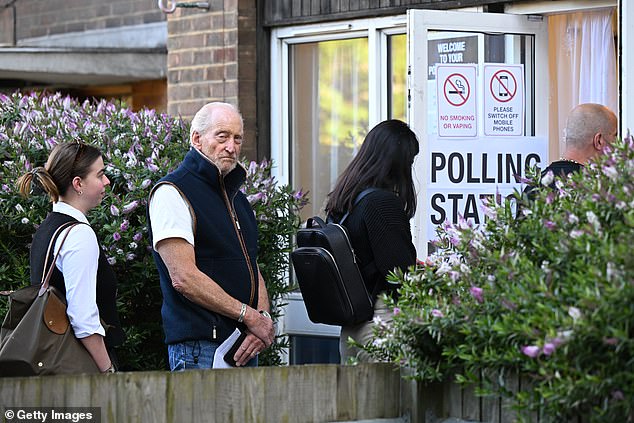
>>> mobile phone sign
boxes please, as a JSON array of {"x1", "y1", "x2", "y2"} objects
[{"x1": 484, "y1": 64, "x2": 525, "y2": 136}]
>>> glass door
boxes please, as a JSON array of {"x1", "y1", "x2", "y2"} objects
[{"x1": 407, "y1": 10, "x2": 548, "y2": 257}]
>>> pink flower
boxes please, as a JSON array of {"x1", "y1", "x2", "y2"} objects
[
  {"x1": 431, "y1": 309, "x2": 444, "y2": 318},
  {"x1": 248, "y1": 161, "x2": 258, "y2": 175},
  {"x1": 521, "y1": 345, "x2": 541, "y2": 358},
  {"x1": 611, "y1": 390, "x2": 625, "y2": 401},
  {"x1": 542, "y1": 342, "x2": 556, "y2": 356},
  {"x1": 110, "y1": 205, "x2": 120, "y2": 216},
  {"x1": 122, "y1": 200, "x2": 139, "y2": 214},
  {"x1": 247, "y1": 192, "x2": 266, "y2": 204},
  {"x1": 393, "y1": 307, "x2": 401, "y2": 315},
  {"x1": 545, "y1": 192, "x2": 554, "y2": 204},
  {"x1": 113, "y1": 232, "x2": 121, "y2": 241},
  {"x1": 470, "y1": 286, "x2": 484, "y2": 303},
  {"x1": 543, "y1": 220, "x2": 557, "y2": 230},
  {"x1": 603, "y1": 337, "x2": 618, "y2": 346}
]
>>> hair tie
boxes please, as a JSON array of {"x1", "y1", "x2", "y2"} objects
[{"x1": 30, "y1": 168, "x2": 39, "y2": 177}]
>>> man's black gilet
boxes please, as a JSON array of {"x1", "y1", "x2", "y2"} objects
[{"x1": 149, "y1": 149, "x2": 259, "y2": 345}]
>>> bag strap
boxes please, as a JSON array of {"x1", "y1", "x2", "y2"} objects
[
  {"x1": 39, "y1": 221, "x2": 83, "y2": 295},
  {"x1": 338, "y1": 188, "x2": 380, "y2": 225}
]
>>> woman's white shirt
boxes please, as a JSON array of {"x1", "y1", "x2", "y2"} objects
[{"x1": 52, "y1": 202, "x2": 105, "y2": 339}]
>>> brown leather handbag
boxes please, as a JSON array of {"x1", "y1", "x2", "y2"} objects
[{"x1": 0, "y1": 222, "x2": 100, "y2": 376}]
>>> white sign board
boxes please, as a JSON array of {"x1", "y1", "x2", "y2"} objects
[
  {"x1": 437, "y1": 64, "x2": 477, "y2": 137},
  {"x1": 426, "y1": 136, "x2": 547, "y2": 241},
  {"x1": 484, "y1": 64, "x2": 525, "y2": 136}
]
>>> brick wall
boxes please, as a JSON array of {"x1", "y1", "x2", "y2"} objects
[
  {"x1": 14, "y1": 0, "x2": 164, "y2": 40},
  {"x1": 166, "y1": 0, "x2": 259, "y2": 160}
]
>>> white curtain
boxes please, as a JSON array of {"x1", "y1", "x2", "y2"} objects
[{"x1": 548, "y1": 9, "x2": 617, "y2": 158}]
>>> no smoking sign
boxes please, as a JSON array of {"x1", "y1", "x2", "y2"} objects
[
  {"x1": 437, "y1": 64, "x2": 477, "y2": 138},
  {"x1": 444, "y1": 73, "x2": 470, "y2": 106}
]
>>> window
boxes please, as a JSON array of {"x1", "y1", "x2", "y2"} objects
[
  {"x1": 291, "y1": 38, "x2": 369, "y2": 220},
  {"x1": 388, "y1": 33, "x2": 407, "y2": 121},
  {"x1": 271, "y1": 16, "x2": 406, "y2": 218}
]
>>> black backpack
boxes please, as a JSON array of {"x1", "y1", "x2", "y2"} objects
[{"x1": 291, "y1": 189, "x2": 377, "y2": 326}]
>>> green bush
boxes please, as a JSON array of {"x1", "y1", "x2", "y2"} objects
[
  {"x1": 364, "y1": 138, "x2": 634, "y2": 422},
  {"x1": 0, "y1": 91, "x2": 307, "y2": 370}
]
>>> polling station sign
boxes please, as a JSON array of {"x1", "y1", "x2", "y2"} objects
[
  {"x1": 437, "y1": 65, "x2": 477, "y2": 138},
  {"x1": 425, "y1": 136, "x2": 547, "y2": 241},
  {"x1": 484, "y1": 64, "x2": 525, "y2": 136}
]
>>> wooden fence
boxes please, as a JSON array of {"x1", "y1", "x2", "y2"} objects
[
  {"x1": 0, "y1": 364, "x2": 584, "y2": 422},
  {"x1": 0, "y1": 364, "x2": 413, "y2": 423}
]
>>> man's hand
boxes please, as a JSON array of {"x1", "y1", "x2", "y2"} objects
[
  {"x1": 243, "y1": 307, "x2": 274, "y2": 347},
  {"x1": 233, "y1": 332, "x2": 266, "y2": 367}
]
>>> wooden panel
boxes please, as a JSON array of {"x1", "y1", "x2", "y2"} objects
[
  {"x1": 500, "y1": 371, "x2": 520, "y2": 423},
  {"x1": 116, "y1": 372, "x2": 167, "y2": 423},
  {"x1": 330, "y1": 0, "x2": 341, "y2": 14},
  {"x1": 0, "y1": 366, "x2": 588, "y2": 422},
  {"x1": 63, "y1": 375, "x2": 93, "y2": 408},
  {"x1": 519, "y1": 374, "x2": 540, "y2": 423},
  {"x1": 91, "y1": 373, "x2": 118, "y2": 422},
  {"x1": 0, "y1": 7, "x2": 15, "y2": 46},
  {"x1": 337, "y1": 364, "x2": 401, "y2": 420},
  {"x1": 262, "y1": 0, "x2": 509, "y2": 26},
  {"x1": 462, "y1": 382, "x2": 480, "y2": 421},
  {"x1": 481, "y1": 370, "x2": 501, "y2": 423},
  {"x1": 39, "y1": 375, "x2": 68, "y2": 406},
  {"x1": 443, "y1": 375, "x2": 462, "y2": 417},
  {"x1": 292, "y1": 0, "x2": 303, "y2": 17},
  {"x1": 302, "y1": 0, "x2": 311, "y2": 15},
  {"x1": 415, "y1": 380, "x2": 444, "y2": 423}
]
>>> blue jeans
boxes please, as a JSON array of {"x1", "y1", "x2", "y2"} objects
[{"x1": 168, "y1": 339, "x2": 258, "y2": 371}]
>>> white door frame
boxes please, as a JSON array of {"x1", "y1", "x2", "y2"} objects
[{"x1": 620, "y1": 0, "x2": 634, "y2": 136}]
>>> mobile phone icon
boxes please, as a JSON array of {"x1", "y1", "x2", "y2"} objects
[{"x1": 499, "y1": 75, "x2": 509, "y2": 96}]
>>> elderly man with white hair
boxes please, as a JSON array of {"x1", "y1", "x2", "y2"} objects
[{"x1": 148, "y1": 102, "x2": 274, "y2": 370}]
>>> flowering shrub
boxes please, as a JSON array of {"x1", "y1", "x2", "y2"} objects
[
  {"x1": 242, "y1": 159, "x2": 308, "y2": 365},
  {"x1": 0, "y1": 91, "x2": 307, "y2": 369},
  {"x1": 364, "y1": 138, "x2": 634, "y2": 422}
]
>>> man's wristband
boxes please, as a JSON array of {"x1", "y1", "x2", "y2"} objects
[
  {"x1": 237, "y1": 303, "x2": 247, "y2": 323},
  {"x1": 259, "y1": 310, "x2": 272, "y2": 319}
]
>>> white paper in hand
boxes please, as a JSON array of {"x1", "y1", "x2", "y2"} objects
[{"x1": 212, "y1": 328, "x2": 242, "y2": 368}]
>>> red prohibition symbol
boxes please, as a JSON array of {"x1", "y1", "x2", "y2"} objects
[
  {"x1": 443, "y1": 73, "x2": 470, "y2": 107},
  {"x1": 490, "y1": 70, "x2": 517, "y2": 103}
]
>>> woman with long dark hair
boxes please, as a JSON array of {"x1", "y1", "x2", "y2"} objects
[
  {"x1": 325, "y1": 119, "x2": 419, "y2": 363},
  {"x1": 17, "y1": 142, "x2": 125, "y2": 373}
]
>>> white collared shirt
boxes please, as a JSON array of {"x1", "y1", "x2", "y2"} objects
[{"x1": 52, "y1": 202, "x2": 105, "y2": 339}]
